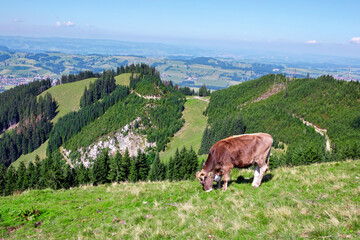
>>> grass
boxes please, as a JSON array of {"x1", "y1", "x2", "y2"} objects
[
  {"x1": 160, "y1": 96, "x2": 208, "y2": 163},
  {"x1": 39, "y1": 78, "x2": 97, "y2": 124},
  {"x1": 115, "y1": 73, "x2": 131, "y2": 86},
  {"x1": 3, "y1": 85, "x2": 15, "y2": 90},
  {"x1": 1, "y1": 160, "x2": 359, "y2": 239},
  {"x1": 12, "y1": 74, "x2": 131, "y2": 168},
  {"x1": 11, "y1": 140, "x2": 48, "y2": 169}
]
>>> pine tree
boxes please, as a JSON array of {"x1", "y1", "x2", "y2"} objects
[
  {"x1": 39, "y1": 157, "x2": 51, "y2": 189},
  {"x1": 179, "y1": 147, "x2": 187, "y2": 179},
  {"x1": 63, "y1": 164, "x2": 76, "y2": 189},
  {"x1": 27, "y1": 162, "x2": 36, "y2": 189},
  {"x1": 107, "y1": 153, "x2": 119, "y2": 182},
  {"x1": 47, "y1": 156, "x2": 64, "y2": 190},
  {"x1": 33, "y1": 155, "x2": 42, "y2": 189},
  {"x1": 113, "y1": 152, "x2": 125, "y2": 182},
  {"x1": 76, "y1": 163, "x2": 89, "y2": 185},
  {"x1": 166, "y1": 157, "x2": 175, "y2": 181},
  {"x1": 0, "y1": 163, "x2": 6, "y2": 196},
  {"x1": 172, "y1": 148, "x2": 182, "y2": 181},
  {"x1": 186, "y1": 147, "x2": 198, "y2": 180},
  {"x1": 149, "y1": 154, "x2": 166, "y2": 181},
  {"x1": 137, "y1": 150, "x2": 149, "y2": 181},
  {"x1": 122, "y1": 149, "x2": 131, "y2": 180},
  {"x1": 91, "y1": 149, "x2": 110, "y2": 185},
  {"x1": 5, "y1": 165, "x2": 16, "y2": 195},
  {"x1": 15, "y1": 161, "x2": 27, "y2": 191},
  {"x1": 128, "y1": 156, "x2": 138, "y2": 182}
]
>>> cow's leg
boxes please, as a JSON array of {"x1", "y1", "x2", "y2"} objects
[
  {"x1": 252, "y1": 163, "x2": 268, "y2": 188},
  {"x1": 216, "y1": 179, "x2": 221, "y2": 189},
  {"x1": 222, "y1": 171, "x2": 231, "y2": 191}
]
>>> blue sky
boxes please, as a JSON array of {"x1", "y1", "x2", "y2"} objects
[{"x1": 1, "y1": 0, "x2": 360, "y2": 57}]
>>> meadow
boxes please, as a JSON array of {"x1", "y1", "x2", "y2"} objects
[
  {"x1": 1, "y1": 160, "x2": 359, "y2": 239},
  {"x1": 160, "y1": 96, "x2": 209, "y2": 163}
]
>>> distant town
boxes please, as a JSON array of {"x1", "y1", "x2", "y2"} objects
[{"x1": 0, "y1": 75, "x2": 57, "y2": 92}]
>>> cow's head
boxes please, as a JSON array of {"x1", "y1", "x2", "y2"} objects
[{"x1": 196, "y1": 170, "x2": 214, "y2": 192}]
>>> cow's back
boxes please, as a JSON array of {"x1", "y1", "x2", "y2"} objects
[{"x1": 209, "y1": 133, "x2": 273, "y2": 168}]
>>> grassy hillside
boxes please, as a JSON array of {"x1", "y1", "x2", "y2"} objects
[
  {"x1": 10, "y1": 140, "x2": 48, "y2": 169},
  {"x1": 39, "y1": 78, "x2": 97, "y2": 124},
  {"x1": 1, "y1": 160, "x2": 359, "y2": 239},
  {"x1": 160, "y1": 96, "x2": 208, "y2": 162},
  {"x1": 12, "y1": 74, "x2": 131, "y2": 168},
  {"x1": 204, "y1": 75, "x2": 360, "y2": 166},
  {"x1": 115, "y1": 73, "x2": 131, "y2": 86}
]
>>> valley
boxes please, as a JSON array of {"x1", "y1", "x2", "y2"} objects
[{"x1": 1, "y1": 42, "x2": 359, "y2": 92}]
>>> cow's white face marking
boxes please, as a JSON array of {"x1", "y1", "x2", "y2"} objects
[
  {"x1": 205, "y1": 189, "x2": 213, "y2": 192},
  {"x1": 214, "y1": 175, "x2": 221, "y2": 182}
]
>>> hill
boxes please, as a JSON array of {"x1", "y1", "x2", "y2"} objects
[
  {"x1": 12, "y1": 73, "x2": 132, "y2": 168},
  {"x1": 202, "y1": 74, "x2": 360, "y2": 167},
  {"x1": 39, "y1": 77, "x2": 97, "y2": 124},
  {"x1": 0, "y1": 160, "x2": 359, "y2": 239}
]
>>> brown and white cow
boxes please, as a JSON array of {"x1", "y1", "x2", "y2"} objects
[{"x1": 196, "y1": 133, "x2": 273, "y2": 192}]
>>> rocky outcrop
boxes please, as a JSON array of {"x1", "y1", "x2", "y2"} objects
[{"x1": 64, "y1": 117, "x2": 156, "y2": 167}]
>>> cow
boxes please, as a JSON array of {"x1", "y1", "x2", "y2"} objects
[{"x1": 196, "y1": 133, "x2": 273, "y2": 192}]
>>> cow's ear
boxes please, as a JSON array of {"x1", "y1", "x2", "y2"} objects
[
  {"x1": 208, "y1": 172, "x2": 213, "y2": 178},
  {"x1": 196, "y1": 171, "x2": 200, "y2": 178}
]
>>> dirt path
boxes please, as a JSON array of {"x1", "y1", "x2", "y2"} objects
[
  {"x1": 295, "y1": 116, "x2": 331, "y2": 152},
  {"x1": 252, "y1": 84, "x2": 285, "y2": 103},
  {"x1": 131, "y1": 90, "x2": 161, "y2": 100}
]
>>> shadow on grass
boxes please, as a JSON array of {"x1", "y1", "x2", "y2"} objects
[{"x1": 224, "y1": 173, "x2": 274, "y2": 188}]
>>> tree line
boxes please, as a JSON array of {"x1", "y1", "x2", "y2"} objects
[
  {"x1": 0, "y1": 146, "x2": 200, "y2": 197},
  {"x1": 0, "y1": 91, "x2": 57, "y2": 167},
  {"x1": 80, "y1": 69, "x2": 117, "y2": 108},
  {"x1": 0, "y1": 79, "x2": 52, "y2": 132},
  {"x1": 119, "y1": 63, "x2": 160, "y2": 79},
  {"x1": 58, "y1": 70, "x2": 101, "y2": 85}
]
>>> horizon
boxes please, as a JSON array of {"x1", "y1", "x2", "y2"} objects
[{"x1": 1, "y1": 0, "x2": 360, "y2": 58}]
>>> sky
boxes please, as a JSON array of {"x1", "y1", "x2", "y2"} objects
[{"x1": 1, "y1": 0, "x2": 360, "y2": 57}]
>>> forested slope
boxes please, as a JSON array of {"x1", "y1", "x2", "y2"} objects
[
  {"x1": 203, "y1": 74, "x2": 360, "y2": 167},
  {"x1": 0, "y1": 80, "x2": 56, "y2": 167}
]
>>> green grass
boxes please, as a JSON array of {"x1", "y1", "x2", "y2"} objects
[
  {"x1": 3, "y1": 85, "x2": 15, "y2": 90},
  {"x1": 39, "y1": 78, "x2": 98, "y2": 124},
  {"x1": 1, "y1": 160, "x2": 359, "y2": 239},
  {"x1": 115, "y1": 73, "x2": 131, "y2": 86},
  {"x1": 160, "y1": 96, "x2": 208, "y2": 163},
  {"x1": 11, "y1": 140, "x2": 48, "y2": 169}
]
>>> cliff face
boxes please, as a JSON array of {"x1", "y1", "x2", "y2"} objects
[{"x1": 62, "y1": 117, "x2": 156, "y2": 167}]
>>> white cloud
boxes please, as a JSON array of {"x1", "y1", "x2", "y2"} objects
[
  {"x1": 64, "y1": 21, "x2": 75, "y2": 27},
  {"x1": 305, "y1": 40, "x2": 318, "y2": 44},
  {"x1": 13, "y1": 18, "x2": 22, "y2": 23},
  {"x1": 55, "y1": 20, "x2": 75, "y2": 27},
  {"x1": 350, "y1": 37, "x2": 360, "y2": 45}
]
